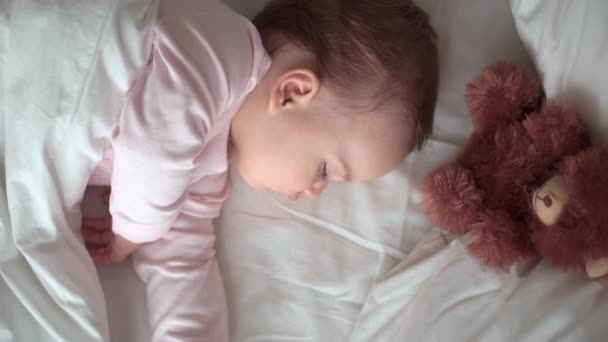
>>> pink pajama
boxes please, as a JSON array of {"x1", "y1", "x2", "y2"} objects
[{"x1": 89, "y1": 0, "x2": 270, "y2": 340}]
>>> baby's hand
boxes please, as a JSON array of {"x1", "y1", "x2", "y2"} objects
[{"x1": 82, "y1": 190, "x2": 141, "y2": 266}]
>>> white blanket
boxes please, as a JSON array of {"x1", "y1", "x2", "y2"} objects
[{"x1": 1, "y1": 0, "x2": 156, "y2": 340}]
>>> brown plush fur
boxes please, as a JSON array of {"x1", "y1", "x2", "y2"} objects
[
  {"x1": 530, "y1": 148, "x2": 608, "y2": 270},
  {"x1": 420, "y1": 62, "x2": 606, "y2": 271}
]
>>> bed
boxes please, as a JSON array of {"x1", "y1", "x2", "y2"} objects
[{"x1": 2, "y1": 0, "x2": 607, "y2": 341}]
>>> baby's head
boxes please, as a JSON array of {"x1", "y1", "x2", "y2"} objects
[{"x1": 231, "y1": 0, "x2": 438, "y2": 199}]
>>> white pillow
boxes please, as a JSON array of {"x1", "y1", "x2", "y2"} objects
[{"x1": 510, "y1": 0, "x2": 608, "y2": 148}]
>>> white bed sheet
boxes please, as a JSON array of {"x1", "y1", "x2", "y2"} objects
[{"x1": 351, "y1": 231, "x2": 608, "y2": 342}]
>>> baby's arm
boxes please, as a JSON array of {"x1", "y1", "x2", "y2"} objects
[
  {"x1": 132, "y1": 172, "x2": 230, "y2": 341},
  {"x1": 82, "y1": 173, "x2": 229, "y2": 340},
  {"x1": 105, "y1": 32, "x2": 213, "y2": 246}
]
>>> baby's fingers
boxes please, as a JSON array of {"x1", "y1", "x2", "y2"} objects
[
  {"x1": 82, "y1": 215, "x2": 111, "y2": 231},
  {"x1": 82, "y1": 230, "x2": 112, "y2": 246}
]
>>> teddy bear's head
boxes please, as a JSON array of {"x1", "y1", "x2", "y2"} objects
[{"x1": 530, "y1": 148, "x2": 608, "y2": 278}]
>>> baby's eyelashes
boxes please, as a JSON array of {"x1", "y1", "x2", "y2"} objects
[{"x1": 320, "y1": 162, "x2": 328, "y2": 178}]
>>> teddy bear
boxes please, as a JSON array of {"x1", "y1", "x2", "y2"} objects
[{"x1": 419, "y1": 62, "x2": 608, "y2": 278}]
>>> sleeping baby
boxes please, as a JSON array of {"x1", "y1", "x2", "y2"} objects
[{"x1": 82, "y1": 0, "x2": 438, "y2": 340}]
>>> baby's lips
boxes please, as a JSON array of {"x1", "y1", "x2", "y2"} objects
[{"x1": 585, "y1": 257, "x2": 608, "y2": 279}]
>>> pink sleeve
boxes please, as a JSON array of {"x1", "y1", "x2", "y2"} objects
[
  {"x1": 109, "y1": 45, "x2": 214, "y2": 243},
  {"x1": 132, "y1": 172, "x2": 231, "y2": 340},
  {"x1": 109, "y1": 0, "x2": 267, "y2": 243}
]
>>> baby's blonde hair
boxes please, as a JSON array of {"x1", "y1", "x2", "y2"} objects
[{"x1": 253, "y1": 0, "x2": 439, "y2": 149}]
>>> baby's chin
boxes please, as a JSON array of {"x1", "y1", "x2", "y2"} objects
[{"x1": 234, "y1": 161, "x2": 271, "y2": 192}]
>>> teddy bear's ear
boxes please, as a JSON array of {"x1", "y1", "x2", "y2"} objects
[{"x1": 465, "y1": 62, "x2": 544, "y2": 132}]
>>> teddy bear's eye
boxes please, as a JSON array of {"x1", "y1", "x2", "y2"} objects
[{"x1": 563, "y1": 215, "x2": 577, "y2": 228}]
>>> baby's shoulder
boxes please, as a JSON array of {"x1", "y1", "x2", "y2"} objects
[
  {"x1": 158, "y1": 0, "x2": 252, "y2": 41},
  {"x1": 156, "y1": 0, "x2": 268, "y2": 111}
]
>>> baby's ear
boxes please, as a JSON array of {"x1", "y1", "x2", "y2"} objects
[{"x1": 269, "y1": 68, "x2": 320, "y2": 114}]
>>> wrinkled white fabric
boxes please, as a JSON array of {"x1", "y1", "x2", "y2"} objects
[
  {"x1": 1, "y1": 0, "x2": 158, "y2": 340},
  {"x1": 351, "y1": 231, "x2": 608, "y2": 342},
  {"x1": 510, "y1": 0, "x2": 608, "y2": 149}
]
